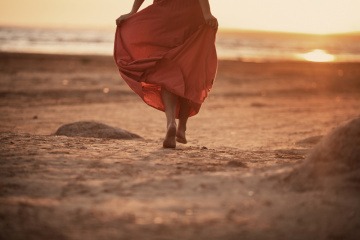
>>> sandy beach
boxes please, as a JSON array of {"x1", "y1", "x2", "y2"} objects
[{"x1": 1, "y1": 52, "x2": 360, "y2": 239}]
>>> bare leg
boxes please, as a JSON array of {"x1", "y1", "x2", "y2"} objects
[
  {"x1": 176, "y1": 98, "x2": 190, "y2": 144},
  {"x1": 161, "y1": 88, "x2": 177, "y2": 148}
]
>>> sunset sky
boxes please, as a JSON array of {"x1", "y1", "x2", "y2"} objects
[{"x1": 0, "y1": 0, "x2": 359, "y2": 34}]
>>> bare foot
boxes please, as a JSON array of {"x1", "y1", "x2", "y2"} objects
[
  {"x1": 163, "y1": 123, "x2": 177, "y2": 148},
  {"x1": 176, "y1": 129, "x2": 187, "y2": 144}
]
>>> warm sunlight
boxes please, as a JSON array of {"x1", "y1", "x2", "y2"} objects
[
  {"x1": 1, "y1": 1, "x2": 360, "y2": 239},
  {"x1": 211, "y1": 0, "x2": 360, "y2": 34},
  {"x1": 298, "y1": 49, "x2": 336, "y2": 62},
  {"x1": 0, "y1": 0, "x2": 359, "y2": 34}
]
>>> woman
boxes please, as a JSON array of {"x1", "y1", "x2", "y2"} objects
[{"x1": 114, "y1": 0, "x2": 218, "y2": 148}]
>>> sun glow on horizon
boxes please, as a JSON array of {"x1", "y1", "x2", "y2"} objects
[
  {"x1": 298, "y1": 49, "x2": 336, "y2": 62},
  {"x1": 0, "y1": 0, "x2": 359, "y2": 34}
]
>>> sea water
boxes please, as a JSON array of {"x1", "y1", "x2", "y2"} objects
[{"x1": 1, "y1": 26, "x2": 359, "y2": 62}]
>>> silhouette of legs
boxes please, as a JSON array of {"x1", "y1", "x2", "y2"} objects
[
  {"x1": 177, "y1": 98, "x2": 189, "y2": 144},
  {"x1": 161, "y1": 88, "x2": 177, "y2": 148}
]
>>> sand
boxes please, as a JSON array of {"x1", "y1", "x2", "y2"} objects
[{"x1": 1, "y1": 52, "x2": 360, "y2": 240}]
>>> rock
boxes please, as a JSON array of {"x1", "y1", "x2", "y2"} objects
[
  {"x1": 282, "y1": 118, "x2": 360, "y2": 191},
  {"x1": 55, "y1": 121, "x2": 142, "y2": 140},
  {"x1": 306, "y1": 117, "x2": 360, "y2": 175}
]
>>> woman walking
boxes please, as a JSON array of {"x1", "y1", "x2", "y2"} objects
[{"x1": 114, "y1": 0, "x2": 218, "y2": 148}]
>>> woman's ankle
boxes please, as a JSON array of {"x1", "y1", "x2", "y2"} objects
[{"x1": 167, "y1": 121, "x2": 177, "y2": 129}]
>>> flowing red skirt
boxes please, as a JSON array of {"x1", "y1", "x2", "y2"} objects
[{"x1": 114, "y1": 0, "x2": 217, "y2": 118}]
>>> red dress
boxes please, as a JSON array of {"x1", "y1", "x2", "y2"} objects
[{"x1": 114, "y1": 0, "x2": 217, "y2": 118}]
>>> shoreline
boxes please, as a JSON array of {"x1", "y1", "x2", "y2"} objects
[{"x1": 2, "y1": 50, "x2": 360, "y2": 64}]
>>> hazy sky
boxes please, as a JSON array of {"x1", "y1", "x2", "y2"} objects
[{"x1": 1, "y1": 0, "x2": 360, "y2": 34}]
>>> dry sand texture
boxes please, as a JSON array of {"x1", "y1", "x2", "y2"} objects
[{"x1": 1, "y1": 52, "x2": 360, "y2": 240}]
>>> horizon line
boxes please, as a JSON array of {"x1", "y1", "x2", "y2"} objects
[{"x1": 1, "y1": 23, "x2": 360, "y2": 36}]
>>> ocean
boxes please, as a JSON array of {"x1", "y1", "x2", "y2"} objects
[{"x1": 1, "y1": 26, "x2": 360, "y2": 62}]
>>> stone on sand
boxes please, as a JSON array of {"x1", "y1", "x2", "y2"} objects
[
  {"x1": 55, "y1": 121, "x2": 142, "y2": 140},
  {"x1": 284, "y1": 118, "x2": 360, "y2": 190},
  {"x1": 306, "y1": 117, "x2": 360, "y2": 175}
]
